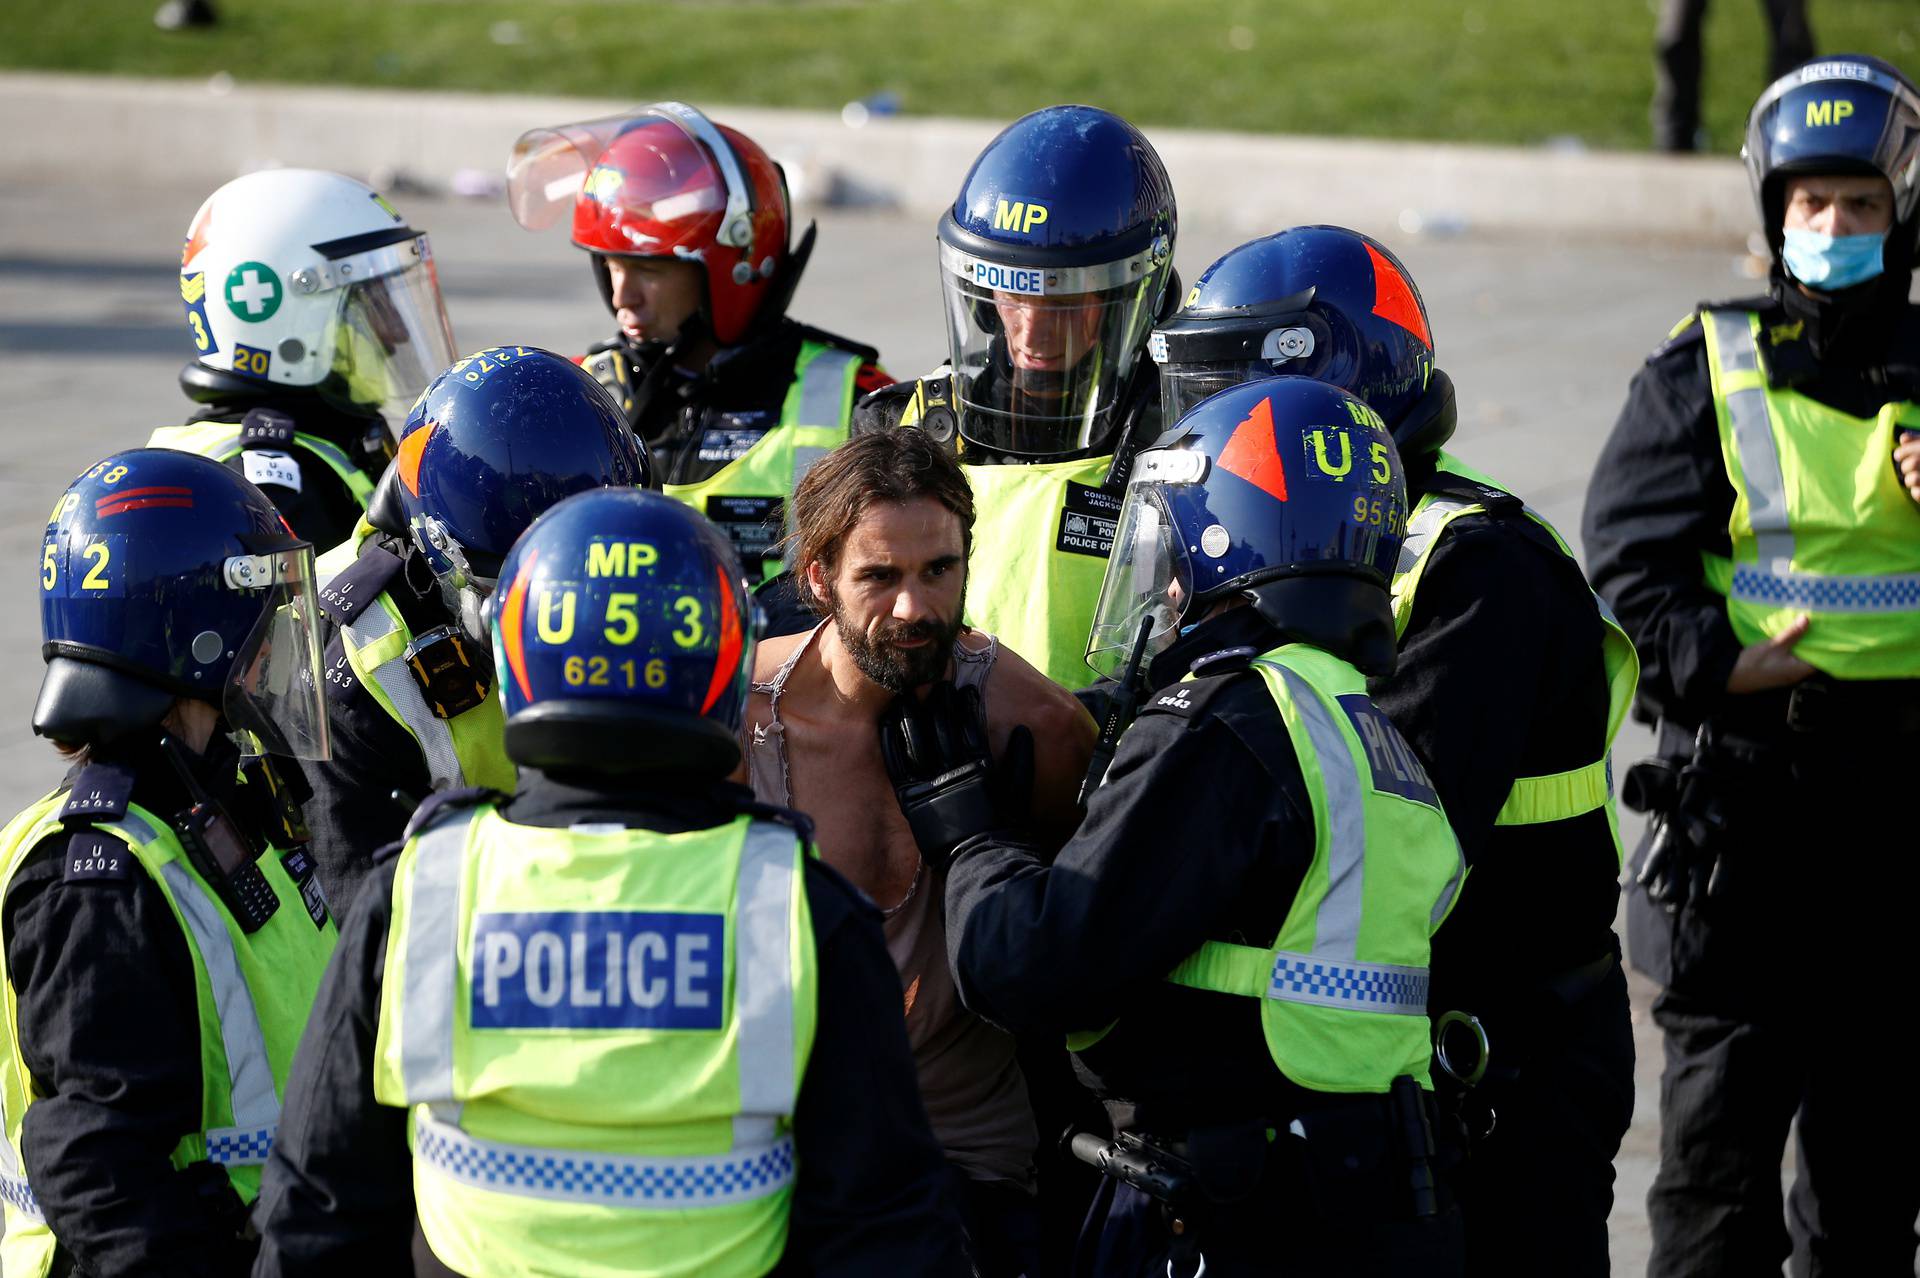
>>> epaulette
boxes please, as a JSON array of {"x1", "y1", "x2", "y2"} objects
[
  {"x1": 58, "y1": 758, "x2": 137, "y2": 826},
  {"x1": 731, "y1": 796, "x2": 817, "y2": 855},
  {"x1": 1138, "y1": 651, "x2": 1258, "y2": 721},
  {"x1": 316, "y1": 539, "x2": 406, "y2": 628},
  {"x1": 399, "y1": 785, "x2": 502, "y2": 844},
  {"x1": 238, "y1": 407, "x2": 299, "y2": 448},
  {"x1": 1422, "y1": 473, "x2": 1524, "y2": 516},
  {"x1": 1647, "y1": 311, "x2": 1706, "y2": 364}
]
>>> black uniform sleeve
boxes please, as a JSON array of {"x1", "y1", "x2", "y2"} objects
[
  {"x1": 302, "y1": 632, "x2": 431, "y2": 916},
  {"x1": 944, "y1": 690, "x2": 1300, "y2": 1038},
  {"x1": 1582, "y1": 331, "x2": 1744, "y2": 724},
  {"x1": 1369, "y1": 518, "x2": 1588, "y2": 856},
  {"x1": 251, "y1": 856, "x2": 417, "y2": 1277},
  {"x1": 4, "y1": 834, "x2": 256, "y2": 1278},
  {"x1": 784, "y1": 861, "x2": 970, "y2": 1277}
]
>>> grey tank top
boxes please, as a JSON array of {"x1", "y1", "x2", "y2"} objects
[{"x1": 745, "y1": 621, "x2": 1036, "y2": 1187}]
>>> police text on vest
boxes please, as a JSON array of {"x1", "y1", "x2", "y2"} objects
[{"x1": 470, "y1": 910, "x2": 725, "y2": 1030}]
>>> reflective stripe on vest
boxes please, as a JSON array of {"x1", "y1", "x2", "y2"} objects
[
  {"x1": 1699, "y1": 310, "x2": 1920, "y2": 676},
  {"x1": 389, "y1": 812, "x2": 803, "y2": 1210},
  {"x1": 1096, "y1": 646, "x2": 1462, "y2": 1093},
  {"x1": 315, "y1": 532, "x2": 511, "y2": 795},
  {"x1": 1391, "y1": 457, "x2": 1639, "y2": 832},
  {"x1": 345, "y1": 595, "x2": 468, "y2": 791},
  {"x1": 1, "y1": 799, "x2": 334, "y2": 1258},
  {"x1": 661, "y1": 343, "x2": 861, "y2": 576},
  {"x1": 412, "y1": 1103, "x2": 796, "y2": 1208},
  {"x1": 148, "y1": 422, "x2": 376, "y2": 504}
]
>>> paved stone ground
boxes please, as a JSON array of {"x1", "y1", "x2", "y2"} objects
[{"x1": 0, "y1": 178, "x2": 1778, "y2": 1271}]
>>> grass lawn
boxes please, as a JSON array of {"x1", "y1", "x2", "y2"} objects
[{"x1": 5, "y1": 0, "x2": 1918, "y2": 152}]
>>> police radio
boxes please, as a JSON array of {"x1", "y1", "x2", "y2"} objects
[
  {"x1": 1076, "y1": 615, "x2": 1156, "y2": 809},
  {"x1": 404, "y1": 624, "x2": 492, "y2": 719},
  {"x1": 160, "y1": 737, "x2": 280, "y2": 934}
]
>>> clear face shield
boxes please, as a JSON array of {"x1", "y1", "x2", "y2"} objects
[
  {"x1": 221, "y1": 544, "x2": 331, "y2": 760},
  {"x1": 313, "y1": 236, "x2": 457, "y2": 422},
  {"x1": 1085, "y1": 480, "x2": 1194, "y2": 679},
  {"x1": 939, "y1": 241, "x2": 1170, "y2": 457},
  {"x1": 505, "y1": 102, "x2": 756, "y2": 243}
]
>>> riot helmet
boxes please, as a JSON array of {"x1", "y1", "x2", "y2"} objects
[
  {"x1": 937, "y1": 105, "x2": 1177, "y2": 458},
  {"x1": 390, "y1": 347, "x2": 651, "y2": 642},
  {"x1": 179, "y1": 169, "x2": 456, "y2": 423},
  {"x1": 1744, "y1": 55, "x2": 1920, "y2": 277},
  {"x1": 1087, "y1": 377, "x2": 1408, "y2": 680},
  {"x1": 507, "y1": 103, "x2": 802, "y2": 346},
  {"x1": 492, "y1": 488, "x2": 755, "y2": 777},
  {"x1": 35, "y1": 449, "x2": 330, "y2": 758},
  {"x1": 1150, "y1": 226, "x2": 1455, "y2": 462}
]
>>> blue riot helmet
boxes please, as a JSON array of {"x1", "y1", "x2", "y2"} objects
[
  {"x1": 491, "y1": 488, "x2": 755, "y2": 777},
  {"x1": 1148, "y1": 227, "x2": 1455, "y2": 463},
  {"x1": 1745, "y1": 55, "x2": 1920, "y2": 272},
  {"x1": 937, "y1": 105, "x2": 1177, "y2": 458},
  {"x1": 1086, "y1": 376, "x2": 1409, "y2": 680},
  {"x1": 35, "y1": 449, "x2": 331, "y2": 758},
  {"x1": 387, "y1": 345, "x2": 651, "y2": 640}
]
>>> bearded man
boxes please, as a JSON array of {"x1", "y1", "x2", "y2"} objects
[{"x1": 741, "y1": 429, "x2": 1095, "y2": 1277}]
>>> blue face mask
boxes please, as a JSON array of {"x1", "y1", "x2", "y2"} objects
[{"x1": 1781, "y1": 228, "x2": 1888, "y2": 291}]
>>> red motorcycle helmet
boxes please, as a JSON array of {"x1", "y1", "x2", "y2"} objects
[{"x1": 569, "y1": 107, "x2": 791, "y2": 345}]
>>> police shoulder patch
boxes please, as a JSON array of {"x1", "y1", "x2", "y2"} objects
[
  {"x1": 63, "y1": 830, "x2": 132, "y2": 884},
  {"x1": 58, "y1": 760, "x2": 136, "y2": 824},
  {"x1": 316, "y1": 541, "x2": 406, "y2": 628}
]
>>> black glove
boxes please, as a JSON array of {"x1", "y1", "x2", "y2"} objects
[{"x1": 878, "y1": 681, "x2": 1034, "y2": 869}]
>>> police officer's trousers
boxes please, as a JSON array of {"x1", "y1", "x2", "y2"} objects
[{"x1": 1445, "y1": 956, "x2": 1635, "y2": 1277}]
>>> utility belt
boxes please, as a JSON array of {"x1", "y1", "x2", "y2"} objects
[
  {"x1": 1715, "y1": 674, "x2": 1920, "y2": 744},
  {"x1": 1079, "y1": 1077, "x2": 1450, "y2": 1261}
]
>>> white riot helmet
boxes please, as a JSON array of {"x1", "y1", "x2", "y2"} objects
[{"x1": 178, "y1": 169, "x2": 457, "y2": 420}]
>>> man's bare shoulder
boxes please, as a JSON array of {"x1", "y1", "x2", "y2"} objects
[
  {"x1": 977, "y1": 633, "x2": 1095, "y2": 839},
  {"x1": 981, "y1": 634, "x2": 1096, "y2": 742},
  {"x1": 751, "y1": 628, "x2": 814, "y2": 683}
]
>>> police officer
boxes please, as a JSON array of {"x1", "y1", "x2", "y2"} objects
[
  {"x1": 1, "y1": 450, "x2": 337, "y2": 1277},
  {"x1": 882, "y1": 377, "x2": 1467, "y2": 1277},
  {"x1": 1583, "y1": 55, "x2": 1920, "y2": 1276},
  {"x1": 156, "y1": 169, "x2": 457, "y2": 549},
  {"x1": 506, "y1": 103, "x2": 889, "y2": 583},
  {"x1": 1150, "y1": 225, "x2": 1640, "y2": 1275},
  {"x1": 854, "y1": 105, "x2": 1179, "y2": 687},
  {"x1": 253, "y1": 486, "x2": 968, "y2": 1277},
  {"x1": 304, "y1": 347, "x2": 649, "y2": 911}
]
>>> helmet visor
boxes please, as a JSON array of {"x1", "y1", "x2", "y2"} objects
[
  {"x1": 320, "y1": 240, "x2": 457, "y2": 422},
  {"x1": 509, "y1": 104, "x2": 754, "y2": 243},
  {"x1": 940, "y1": 242, "x2": 1168, "y2": 457},
  {"x1": 222, "y1": 545, "x2": 331, "y2": 760},
  {"x1": 1085, "y1": 483, "x2": 1192, "y2": 679},
  {"x1": 1151, "y1": 311, "x2": 1338, "y2": 424}
]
